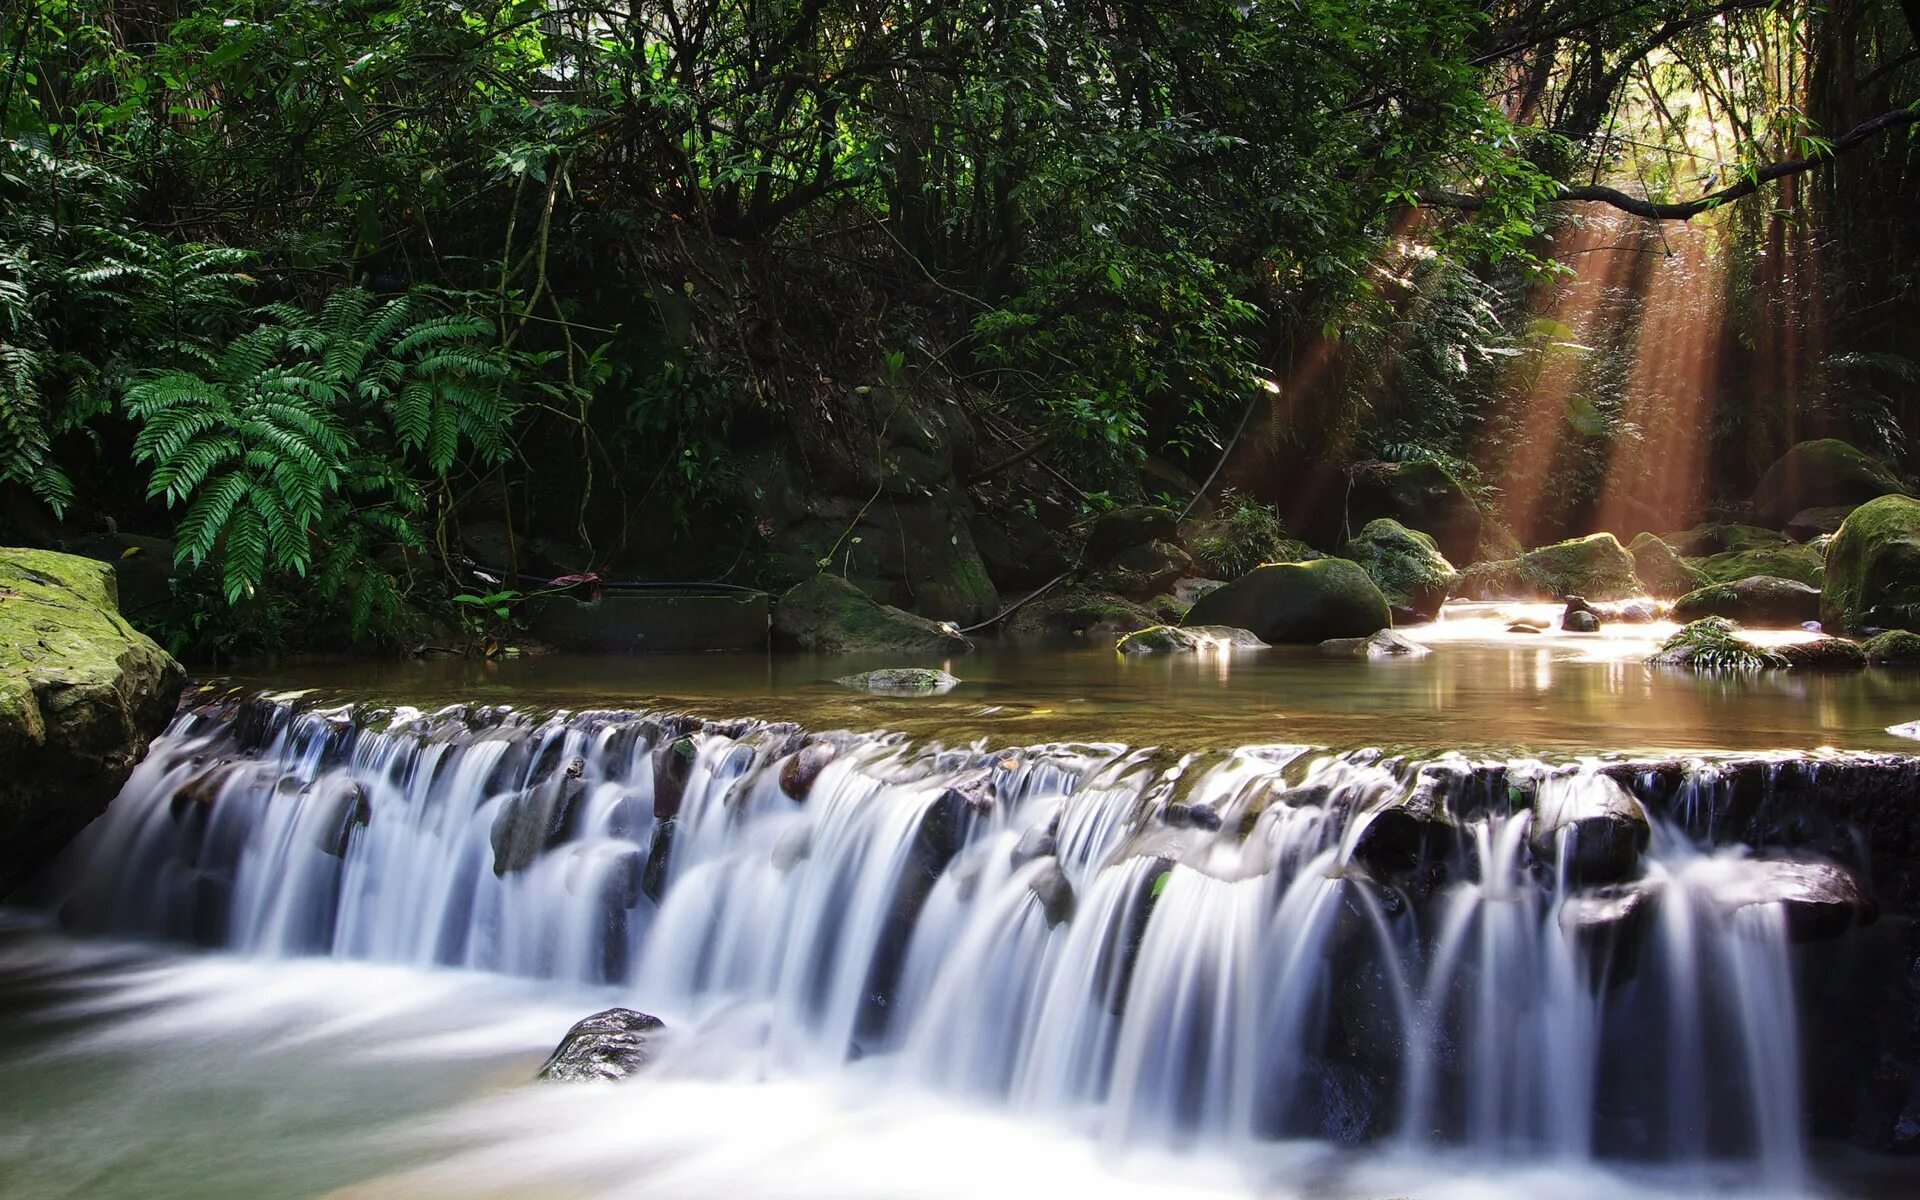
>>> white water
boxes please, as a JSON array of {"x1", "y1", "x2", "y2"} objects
[{"x1": 15, "y1": 693, "x2": 1857, "y2": 1195}]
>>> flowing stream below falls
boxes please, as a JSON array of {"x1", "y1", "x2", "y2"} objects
[{"x1": 5, "y1": 664, "x2": 1918, "y2": 1200}]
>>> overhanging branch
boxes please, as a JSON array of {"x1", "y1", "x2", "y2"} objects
[{"x1": 1425, "y1": 105, "x2": 1920, "y2": 221}]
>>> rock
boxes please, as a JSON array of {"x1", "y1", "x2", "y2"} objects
[
  {"x1": 490, "y1": 762, "x2": 589, "y2": 874},
  {"x1": 1531, "y1": 773, "x2": 1650, "y2": 884},
  {"x1": 1864, "y1": 630, "x2": 1920, "y2": 665},
  {"x1": 1010, "y1": 824, "x2": 1057, "y2": 868},
  {"x1": 1774, "y1": 636, "x2": 1867, "y2": 670},
  {"x1": 1341, "y1": 518, "x2": 1457, "y2": 623},
  {"x1": 1823, "y1": 494, "x2": 1920, "y2": 634},
  {"x1": 1455, "y1": 534, "x2": 1640, "y2": 601},
  {"x1": 1695, "y1": 543, "x2": 1825, "y2": 588},
  {"x1": 1663, "y1": 523, "x2": 1787, "y2": 557},
  {"x1": 1086, "y1": 538, "x2": 1192, "y2": 598},
  {"x1": 1183, "y1": 558, "x2": 1391, "y2": 644},
  {"x1": 1342, "y1": 459, "x2": 1482, "y2": 564},
  {"x1": 1115, "y1": 624, "x2": 1267, "y2": 655},
  {"x1": 779, "y1": 741, "x2": 838, "y2": 800},
  {"x1": 1319, "y1": 629, "x2": 1430, "y2": 657},
  {"x1": 835, "y1": 668, "x2": 960, "y2": 694},
  {"x1": 530, "y1": 592, "x2": 771, "y2": 653},
  {"x1": 1712, "y1": 859, "x2": 1877, "y2": 942},
  {"x1": 651, "y1": 735, "x2": 697, "y2": 821},
  {"x1": 1672, "y1": 576, "x2": 1822, "y2": 627},
  {"x1": 772, "y1": 574, "x2": 973, "y2": 654},
  {"x1": 1627, "y1": 532, "x2": 1703, "y2": 598},
  {"x1": 1650, "y1": 617, "x2": 1784, "y2": 671},
  {"x1": 1146, "y1": 593, "x2": 1189, "y2": 624},
  {"x1": 1507, "y1": 622, "x2": 1543, "y2": 634},
  {"x1": 1085, "y1": 506, "x2": 1178, "y2": 565},
  {"x1": 1004, "y1": 588, "x2": 1158, "y2": 642},
  {"x1": 1751, "y1": 438, "x2": 1906, "y2": 529},
  {"x1": 972, "y1": 507, "x2": 1071, "y2": 591},
  {"x1": 1785, "y1": 505, "x2": 1859, "y2": 543},
  {"x1": 1596, "y1": 599, "x2": 1661, "y2": 623},
  {"x1": 1026, "y1": 860, "x2": 1076, "y2": 926},
  {"x1": 538, "y1": 1008, "x2": 667, "y2": 1081},
  {"x1": 1173, "y1": 577, "x2": 1226, "y2": 606},
  {"x1": 0, "y1": 548, "x2": 186, "y2": 896},
  {"x1": 1562, "y1": 609, "x2": 1600, "y2": 632}
]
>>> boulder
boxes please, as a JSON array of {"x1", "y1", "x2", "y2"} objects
[
  {"x1": 1823, "y1": 495, "x2": 1920, "y2": 634},
  {"x1": 538, "y1": 1008, "x2": 667, "y2": 1081},
  {"x1": 1662, "y1": 523, "x2": 1787, "y2": 557},
  {"x1": 834, "y1": 668, "x2": 961, "y2": 694},
  {"x1": 1342, "y1": 460, "x2": 1482, "y2": 564},
  {"x1": 1863, "y1": 629, "x2": 1920, "y2": 666},
  {"x1": 1650, "y1": 617, "x2": 1784, "y2": 671},
  {"x1": 1086, "y1": 539, "x2": 1192, "y2": 598},
  {"x1": 1672, "y1": 576, "x2": 1822, "y2": 627},
  {"x1": 1341, "y1": 519, "x2": 1456, "y2": 623},
  {"x1": 0, "y1": 548, "x2": 186, "y2": 896},
  {"x1": 1085, "y1": 506, "x2": 1178, "y2": 565},
  {"x1": 1751, "y1": 438, "x2": 1906, "y2": 529},
  {"x1": 1627, "y1": 532, "x2": 1703, "y2": 598},
  {"x1": 1115, "y1": 625, "x2": 1267, "y2": 655},
  {"x1": 1319, "y1": 629, "x2": 1430, "y2": 658},
  {"x1": 972, "y1": 507, "x2": 1071, "y2": 591},
  {"x1": 1562, "y1": 609, "x2": 1600, "y2": 632},
  {"x1": 1774, "y1": 637, "x2": 1867, "y2": 671},
  {"x1": 1531, "y1": 773, "x2": 1649, "y2": 883},
  {"x1": 779, "y1": 741, "x2": 838, "y2": 800},
  {"x1": 1695, "y1": 544, "x2": 1825, "y2": 588},
  {"x1": 1004, "y1": 588, "x2": 1158, "y2": 642},
  {"x1": 1183, "y1": 558, "x2": 1391, "y2": 644},
  {"x1": 1455, "y1": 534, "x2": 1640, "y2": 601},
  {"x1": 1711, "y1": 859, "x2": 1877, "y2": 942},
  {"x1": 1785, "y1": 505, "x2": 1858, "y2": 544},
  {"x1": 772, "y1": 574, "x2": 972, "y2": 654}
]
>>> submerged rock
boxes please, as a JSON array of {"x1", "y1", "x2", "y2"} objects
[
  {"x1": 1751, "y1": 438, "x2": 1907, "y2": 529},
  {"x1": 538, "y1": 1008, "x2": 667, "y2": 1081},
  {"x1": 1672, "y1": 575, "x2": 1822, "y2": 627},
  {"x1": 1342, "y1": 518, "x2": 1456, "y2": 623},
  {"x1": 1183, "y1": 558, "x2": 1390, "y2": 644},
  {"x1": 1319, "y1": 629, "x2": 1429, "y2": 658},
  {"x1": 0, "y1": 547, "x2": 186, "y2": 895},
  {"x1": 1026, "y1": 860, "x2": 1076, "y2": 926},
  {"x1": 772, "y1": 574, "x2": 972, "y2": 655},
  {"x1": 1822, "y1": 494, "x2": 1920, "y2": 634},
  {"x1": 1115, "y1": 624, "x2": 1267, "y2": 655},
  {"x1": 835, "y1": 668, "x2": 961, "y2": 694}
]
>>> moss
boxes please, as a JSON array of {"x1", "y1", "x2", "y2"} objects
[
  {"x1": 1183, "y1": 557, "x2": 1390, "y2": 643},
  {"x1": 1649, "y1": 617, "x2": 1784, "y2": 671},
  {"x1": 1752, "y1": 438, "x2": 1906, "y2": 527},
  {"x1": 1821, "y1": 494, "x2": 1920, "y2": 633},
  {"x1": 1342, "y1": 518, "x2": 1456, "y2": 621},
  {"x1": 1863, "y1": 629, "x2": 1920, "y2": 665},
  {"x1": 1627, "y1": 532, "x2": 1703, "y2": 599},
  {"x1": 1147, "y1": 593, "x2": 1190, "y2": 623},
  {"x1": 1663, "y1": 524, "x2": 1787, "y2": 557},
  {"x1": 1694, "y1": 544, "x2": 1825, "y2": 588},
  {"x1": 834, "y1": 668, "x2": 960, "y2": 693},
  {"x1": 1670, "y1": 575, "x2": 1820, "y2": 626},
  {"x1": 771, "y1": 574, "x2": 973, "y2": 654},
  {"x1": 1774, "y1": 637, "x2": 1867, "y2": 671},
  {"x1": 1004, "y1": 587, "x2": 1158, "y2": 642},
  {"x1": 1461, "y1": 534, "x2": 1640, "y2": 601}
]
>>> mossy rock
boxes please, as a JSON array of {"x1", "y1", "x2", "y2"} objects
[
  {"x1": 1649, "y1": 617, "x2": 1783, "y2": 671},
  {"x1": 1004, "y1": 588, "x2": 1158, "y2": 643},
  {"x1": 1084, "y1": 539, "x2": 1192, "y2": 599},
  {"x1": 1342, "y1": 519, "x2": 1456, "y2": 622},
  {"x1": 1147, "y1": 593, "x2": 1190, "y2": 624},
  {"x1": 1182, "y1": 558, "x2": 1390, "y2": 644},
  {"x1": 1662, "y1": 524, "x2": 1788, "y2": 557},
  {"x1": 1, "y1": 547, "x2": 186, "y2": 895},
  {"x1": 1672, "y1": 576, "x2": 1820, "y2": 628},
  {"x1": 1115, "y1": 624, "x2": 1267, "y2": 655},
  {"x1": 1822, "y1": 494, "x2": 1920, "y2": 634},
  {"x1": 1457, "y1": 534, "x2": 1639, "y2": 601},
  {"x1": 834, "y1": 668, "x2": 960, "y2": 694},
  {"x1": 1343, "y1": 459, "x2": 1482, "y2": 564},
  {"x1": 1752, "y1": 438, "x2": 1907, "y2": 528},
  {"x1": 772, "y1": 574, "x2": 972, "y2": 655},
  {"x1": 1694, "y1": 544, "x2": 1825, "y2": 588},
  {"x1": 1627, "y1": 532, "x2": 1703, "y2": 599},
  {"x1": 1775, "y1": 637, "x2": 1867, "y2": 671},
  {"x1": 1863, "y1": 629, "x2": 1920, "y2": 665}
]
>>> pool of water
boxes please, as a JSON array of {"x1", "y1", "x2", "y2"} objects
[{"x1": 224, "y1": 603, "x2": 1920, "y2": 757}]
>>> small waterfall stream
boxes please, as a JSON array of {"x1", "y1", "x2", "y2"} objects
[{"x1": 35, "y1": 690, "x2": 1881, "y2": 1184}]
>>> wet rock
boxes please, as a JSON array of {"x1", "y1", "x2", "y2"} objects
[
  {"x1": 1562, "y1": 607, "x2": 1600, "y2": 633},
  {"x1": 1597, "y1": 598, "x2": 1661, "y2": 623},
  {"x1": 1027, "y1": 859, "x2": 1076, "y2": 926},
  {"x1": 835, "y1": 668, "x2": 960, "y2": 694},
  {"x1": 1085, "y1": 505, "x2": 1179, "y2": 565},
  {"x1": 1650, "y1": 617, "x2": 1785, "y2": 671},
  {"x1": 1823, "y1": 494, "x2": 1920, "y2": 634},
  {"x1": 1628, "y1": 531, "x2": 1703, "y2": 598},
  {"x1": 772, "y1": 574, "x2": 973, "y2": 655},
  {"x1": 1531, "y1": 773, "x2": 1650, "y2": 884},
  {"x1": 1183, "y1": 558, "x2": 1390, "y2": 644},
  {"x1": 1010, "y1": 825, "x2": 1058, "y2": 869},
  {"x1": 1116, "y1": 624, "x2": 1267, "y2": 654},
  {"x1": 779, "y1": 741, "x2": 838, "y2": 800},
  {"x1": 771, "y1": 824, "x2": 813, "y2": 870},
  {"x1": 1559, "y1": 881, "x2": 1661, "y2": 980},
  {"x1": 307, "y1": 778, "x2": 372, "y2": 858},
  {"x1": 1865, "y1": 630, "x2": 1920, "y2": 665},
  {"x1": 0, "y1": 547, "x2": 186, "y2": 895},
  {"x1": 1751, "y1": 438, "x2": 1907, "y2": 529},
  {"x1": 1162, "y1": 802, "x2": 1224, "y2": 831},
  {"x1": 1673, "y1": 575, "x2": 1822, "y2": 627},
  {"x1": 1716, "y1": 859, "x2": 1877, "y2": 941},
  {"x1": 1507, "y1": 622, "x2": 1544, "y2": 634},
  {"x1": 651, "y1": 735, "x2": 698, "y2": 821},
  {"x1": 538, "y1": 1008, "x2": 667, "y2": 1082},
  {"x1": 1775, "y1": 636, "x2": 1868, "y2": 671},
  {"x1": 1319, "y1": 629, "x2": 1430, "y2": 657},
  {"x1": 1342, "y1": 518, "x2": 1457, "y2": 623},
  {"x1": 489, "y1": 761, "x2": 589, "y2": 875}
]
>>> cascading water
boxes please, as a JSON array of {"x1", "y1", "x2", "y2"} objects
[{"x1": 33, "y1": 690, "x2": 1876, "y2": 1188}]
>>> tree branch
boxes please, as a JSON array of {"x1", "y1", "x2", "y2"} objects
[{"x1": 1425, "y1": 105, "x2": 1920, "y2": 220}]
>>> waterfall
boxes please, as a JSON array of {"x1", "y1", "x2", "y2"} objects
[{"x1": 38, "y1": 690, "x2": 1864, "y2": 1181}]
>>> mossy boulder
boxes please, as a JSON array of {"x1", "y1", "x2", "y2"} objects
[
  {"x1": 1005, "y1": 588, "x2": 1158, "y2": 642},
  {"x1": 1115, "y1": 624, "x2": 1267, "y2": 654},
  {"x1": 1456, "y1": 534, "x2": 1639, "y2": 601},
  {"x1": 1672, "y1": 576, "x2": 1821, "y2": 627},
  {"x1": 1182, "y1": 558, "x2": 1390, "y2": 644},
  {"x1": 772, "y1": 574, "x2": 972, "y2": 654},
  {"x1": 1319, "y1": 629, "x2": 1430, "y2": 658},
  {"x1": 1775, "y1": 637, "x2": 1867, "y2": 671},
  {"x1": 1342, "y1": 519, "x2": 1456, "y2": 623},
  {"x1": 1863, "y1": 630, "x2": 1920, "y2": 665},
  {"x1": 1650, "y1": 617, "x2": 1783, "y2": 671},
  {"x1": 1822, "y1": 494, "x2": 1920, "y2": 634},
  {"x1": 1695, "y1": 543, "x2": 1825, "y2": 588},
  {"x1": 1343, "y1": 460, "x2": 1482, "y2": 564},
  {"x1": 1663, "y1": 524, "x2": 1787, "y2": 557},
  {"x1": 1627, "y1": 532, "x2": 1703, "y2": 599},
  {"x1": 1752, "y1": 438, "x2": 1906, "y2": 529},
  {"x1": 1, "y1": 547, "x2": 186, "y2": 895}
]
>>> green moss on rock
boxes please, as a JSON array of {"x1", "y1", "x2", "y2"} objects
[
  {"x1": 1694, "y1": 544, "x2": 1825, "y2": 588},
  {"x1": 1342, "y1": 519, "x2": 1456, "y2": 622},
  {"x1": 1457, "y1": 534, "x2": 1640, "y2": 601},
  {"x1": 1004, "y1": 588, "x2": 1159, "y2": 642},
  {"x1": 1863, "y1": 629, "x2": 1920, "y2": 665},
  {"x1": 1628, "y1": 532, "x2": 1703, "y2": 599},
  {"x1": 1775, "y1": 637, "x2": 1867, "y2": 671},
  {"x1": 1182, "y1": 557, "x2": 1390, "y2": 644},
  {"x1": 1, "y1": 547, "x2": 186, "y2": 895},
  {"x1": 1671, "y1": 575, "x2": 1821, "y2": 627},
  {"x1": 1822, "y1": 494, "x2": 1920, "y2": 633},
  {"x1": 1115, "y1": 624, "x2": 1267, "y2": 655},
  {"x1": 1752, "y1": 438, "x2": 1907, "y2": 528},
  {"x1": 1662, "y1": 524, "x2": 1787, "y2": 557},
  {"x1": 772, "y1": 574, "x2": 973, "y2": 654}
]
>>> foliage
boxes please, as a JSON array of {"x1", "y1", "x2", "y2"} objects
[
  {"x1": 1652, "y1": 617, "x2": 1786, "y2": 671},
  {"x1": 1190, "y1": 490, "x2": 1308, "y2": 579}
]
